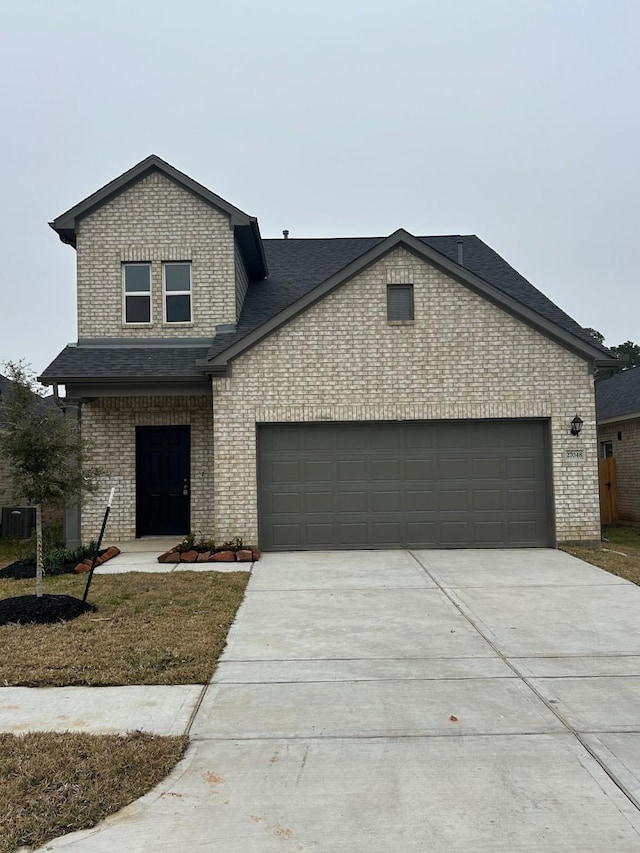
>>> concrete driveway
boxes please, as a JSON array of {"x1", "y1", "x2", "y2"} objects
[{"x1": 42, "y1": 549, "x2": 640, "y2": 851}]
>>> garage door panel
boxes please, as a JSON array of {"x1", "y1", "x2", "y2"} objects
[
  {"x1": 470, "y1": 425, "x2": 504, "y2": 448},
  {"x1": 371, "y1": 521, "x2": 403, "y2": 543},
  {"x1": 474, "y1": 521, "x2": 505, "y2": 543},
  {"x1": 505, "y1": 423, "x2": 535, "y2": 447},
  {"x1": 271, "y1": 461, "x2": 301, "y2": 483},
  {"x1": 472, "y1": 458, "x2": 503, "y2": 479},
  {"x1": 258, "y1": 421, "x2": 551, "y2": 550},
  {"x1": 407, "y1": 521, "x2": 436, "y2": 543},
  {"x1": 438, "y1": 458, "x2": 468, "y2": 479},
  {"x1": 506, "y1": 458, "x2": 536, "y2": 479},
  {"x1": 406, "y1": 490, "x2": 435, "y2": 512},
  {"x1": 335, "y1": 428, "x2": 365, "y2": 450},
  {"x1": 436, "y1": 428, "x2": 467, "y2": 448},
  {"x1": 371, "y1": 490, "x2": 402, "y2": 512},
  {"x1": 473, "y1": 489, "x2": 503, "y2": 511},
  {"x1": 306, "y1": 492, "x2": 334, "y2": 513},
  {"x1": 270, "y1": 429, "x2": 300, "y2": 451},
  {"x1": 441, "y1": 521, "x2": 471, "y2": 545},
  {"x1": 405, "y1": 459, "x2": 435, "y2": 480},
  {"x1": 370, "y1": 460, "x2": 401, "y2": 480},
  {"x1": 507, "y1": 489, "x2": 537, "y2": 511},
  {"x1": 272, "y1": 524, "x2": 301, "y2": 548},
  {"x1": 508, "y1": 520, "x2": 539, "y2": 545},
  {"x1": 338, "y1": 460, "x2": 367, "y2": 480},
  {"x1": 304, "y1": 461, "x2": 334, "y2": 481},
  {"x1": 405, "y1": 430, "x2": 434, "y2": 448},
  {"x1": 370, "y1": 427, "x2": 403, "y2": 449},
  {"x1": 339, "y1": 522, "x2": 369, "y2": 545},
  {"x1": 440, "y1": 490, "x2": 469, "y2": 511},
  {"x1": 303, "y1": 430, "x2": 335, "y2": 451},
  {"x1": 272, "y1": 492, "x2": 301, "y2": 514},
  {"x1": 338, "y1": 491, "x2": 368, "y2": 512},
  {"x1": 306, "y1": 524, "x2": 335, "y2": 546}
]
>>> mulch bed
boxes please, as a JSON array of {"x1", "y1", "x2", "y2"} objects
[
  {"x1": 0, "y1": 547, "x2": 119, "y2": 580},
  {"x1": 0, "y1": 594, "x2": 96, "y2": 626}
]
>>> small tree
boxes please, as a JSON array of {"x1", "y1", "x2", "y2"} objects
[{"x1": 0, "y1": 361, "x2": 102, "y2": 597}]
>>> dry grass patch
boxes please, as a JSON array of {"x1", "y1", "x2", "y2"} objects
[
  {"x1": 0, "y1": 730, "x2": 188, "y2": 853},
  {"x1": 561, "y1": 525, "x2": 640, "y2": 586},
  {"x1": 0, "y1": 571, "x2": 249, "y2": 686}
]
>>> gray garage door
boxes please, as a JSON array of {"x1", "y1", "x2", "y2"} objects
[{"x1": 257, "y1": 420, "x2": 552, "y2": 550}]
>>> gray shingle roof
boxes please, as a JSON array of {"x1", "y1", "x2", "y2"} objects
[
  {"x1": 40, "y1": 347, "x2": 209, "y2": 381},
  {"x1": 40, "y1": 233, "x2": 612, "y2": 383},
  {"x1": 206, "y1": 234, "x2": 612, "y2": 360},
  {"x1": 596, "y1": 368, "x2": 640, "y2": 421}
]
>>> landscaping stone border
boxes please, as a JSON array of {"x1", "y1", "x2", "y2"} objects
[
  {"x1": 157, "y1": 546, "x2": 260, "y2": 564},
  {"x1": 74, "y1": 546, "x2": 122, "y2": 573}
]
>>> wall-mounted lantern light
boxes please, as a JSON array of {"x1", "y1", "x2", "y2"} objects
[{"x1": 570, "y1": 415, "x2": 584, "y2": 437}]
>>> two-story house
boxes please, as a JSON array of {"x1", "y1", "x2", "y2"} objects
[{"x1": 40, "y1": 155, "x2": 616, "y2": 551}]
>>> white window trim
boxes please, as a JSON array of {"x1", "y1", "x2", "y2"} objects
[
  {"x1": 163, "y1": 261, "x2": 193, "y2": 324},
  {"x1": 122, "y1": 263, "x2": 152, "y2": 325}
]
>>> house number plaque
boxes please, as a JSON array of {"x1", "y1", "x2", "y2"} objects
[{"x1": 565, "y1": 449, "x2": 585, "y2": 461}]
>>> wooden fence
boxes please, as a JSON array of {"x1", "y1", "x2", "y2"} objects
[{"x1": 598, "y1": 457, "x2": 618, "y2": 525}]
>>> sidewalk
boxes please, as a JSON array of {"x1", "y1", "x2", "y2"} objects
[{"x1": 0, "y1": 541, "x2": 249, "y2": 738}]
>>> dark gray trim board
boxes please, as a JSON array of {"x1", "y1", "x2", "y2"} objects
[
  {"x1": 65, "y1": 381, "x2": 212, "y2": 398},
  {"x1": 204, "y1": 229, "x2": 618, "y2": 373}
]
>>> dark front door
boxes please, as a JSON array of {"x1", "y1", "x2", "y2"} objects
[{"x1": 136, "y1": 426, "x2": 190, "y2": 536}]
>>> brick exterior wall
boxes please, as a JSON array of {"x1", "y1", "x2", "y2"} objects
[
  {"x1": 212, "y1": 247, "x2": 600, "y2": 545},
  {"x1": 76, "y1": 171, "x2": 237, "y2": 338},
  {"x1": 80, "y1": 395, "x2": 214, "y2": 541},
  {"x1": 598, "y1": 418, "x2": 640, "y2": 522},
  {"x1": 0, "y1": 451, "x2": 18, "y2": 508}
]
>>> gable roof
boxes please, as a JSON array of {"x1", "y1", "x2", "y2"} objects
[
  {"x1": 203, "y1": 229, "x2": 616, "y2": 372},
  {"x1": 50, "y1": 155, "x2": 267, "y2": 279},
  {"x1": 596, "y1": 368, "x2": 640, "y2": 421}
]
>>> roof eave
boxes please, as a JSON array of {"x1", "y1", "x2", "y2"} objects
[
  {"x1": 597, "y1": 411, "x2": 640, "y2": 425},
  {"x1": 38, "y1": 373, "x2": 207, "y2": 386}
]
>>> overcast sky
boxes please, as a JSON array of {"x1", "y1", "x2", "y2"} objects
[{"x1": 0, "y1": 0, "x2": 638, "y2": 374}]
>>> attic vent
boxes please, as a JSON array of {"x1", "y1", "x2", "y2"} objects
[{"x1": 387, "y1": 284, "x2": 414, "y2": 321}]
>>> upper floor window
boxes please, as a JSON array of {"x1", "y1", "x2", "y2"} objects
[
  {"x1": 164, "y1": 262, "x2": 192, "y2": 323},
  {"x1": 387, "y1": 283, "x2": 414, "y2": 321},
  {"x1": 123, "y1": 263, "x2": 151, "y2": 323}
]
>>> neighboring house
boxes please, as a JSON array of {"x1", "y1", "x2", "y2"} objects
[
  {"x1": 596, "y1": 368, "x2": 640, "y2": 522},
  {"x1": 40, "y1": 155, "x2": 617, "y2": 550}
]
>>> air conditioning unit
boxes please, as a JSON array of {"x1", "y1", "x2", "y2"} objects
[{"x1": 0, "y1": 506, "x2": 36, "y2": 539}]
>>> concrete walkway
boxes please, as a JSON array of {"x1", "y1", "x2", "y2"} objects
[{"x1": 32, "y1": 549, "x2": 640, "y2": 850}]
